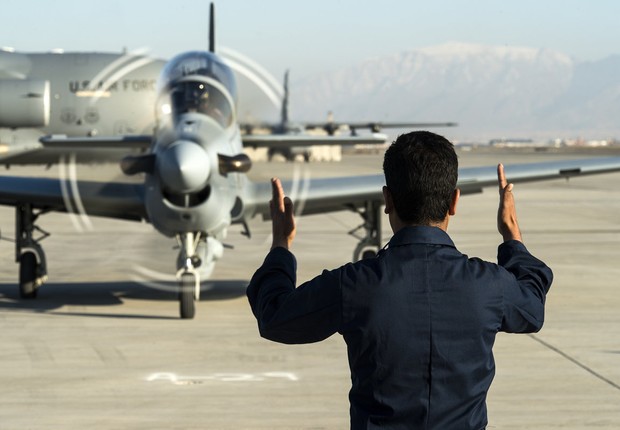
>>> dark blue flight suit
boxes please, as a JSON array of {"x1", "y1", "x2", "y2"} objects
[{"x1": 247, "y1": 226, "x2": 553, "y2": 429}]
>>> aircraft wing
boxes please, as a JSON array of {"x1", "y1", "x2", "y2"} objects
[
  {"x1": 304, "y1": 121, "x2": 458, "y2": 134},
  {"x1": 0, "y1": 176, "x2": 146, "y2": 221},
  {"x1": 2, "y1": 156, "x2": 619, "y2": 228},
  {"x1": 39, "y1": 135, "x2": 153, "y2": 149},
  {"x1": 343, "y1": 122, "x2": 458, "y2": 130},
  {"x1": 0, "y1": 135, "x2": 153, "y2": 165},
  {"x1": 241, "y1": 133, "x2": 387, "y2": 148},
  {"x1": 42, "y1": 132, "x2": 387, "y2": 150},
  {"x1": 247, "y1": 157, "x2": 620, "y2": 219},
  {"x1": 455, "y1": 156, "x2": 620, "y2": 194}
]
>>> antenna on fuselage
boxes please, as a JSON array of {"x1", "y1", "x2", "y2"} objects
[{"x1": 209, "y1": 2, "x2": 215, "y2": 53}]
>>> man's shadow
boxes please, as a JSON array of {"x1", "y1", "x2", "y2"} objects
[{"x1": 0, "y1": 279, "x2": 249, "y2": 320}]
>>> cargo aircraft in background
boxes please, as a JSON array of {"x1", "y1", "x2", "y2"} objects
[
  {"x1": 0, "y1": 47, "x2": 387, "y2": 166},
  {"x1": 0, "y1": 47, "x2": 164, "y2": 165},
  {"x1": 240, "y1": 70, "x2": 457, "y2": 161},
  {"x1": 0, "y1": 35, "x2": 447, "y2": 166},
  {"x1": 0, "y1": 45, "x2": 454, "y2": 167},
  {"x1": 1, "y1": 3, "x2": 620, "y2": 319}
]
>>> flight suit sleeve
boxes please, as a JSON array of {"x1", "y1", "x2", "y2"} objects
[
  {"x1": 247, "y1": 247, "x2": 342, "y2": 344},
  {"x1": 497, "y1": 240, "x2": 554, "y2": 333}
]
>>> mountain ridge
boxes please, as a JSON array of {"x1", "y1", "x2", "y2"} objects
[{"x1": 289, "y1": 42, "x2": 620, "y2": 140}]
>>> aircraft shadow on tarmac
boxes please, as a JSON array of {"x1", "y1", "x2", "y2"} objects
[{"x1": 0, "y1": 280, "x2": 249, "y2": 319}]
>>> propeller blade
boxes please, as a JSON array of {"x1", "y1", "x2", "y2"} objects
[
  {"x1": 281, "y1": 70, "x2": 289, "y2": 127},
  {"x1": 121, "y1": 154, "x2": 156, "y2": 175}
]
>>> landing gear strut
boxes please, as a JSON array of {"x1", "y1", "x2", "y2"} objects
[
  {"x1": 15, "y1": 204, "x2": 48, "y2": 298},
  {"x1": 176, "y1": 232, "x2": 202, "y2": 319},
  {"x1": 348, "y1": 200, "x2": 383, "y2": 261}
]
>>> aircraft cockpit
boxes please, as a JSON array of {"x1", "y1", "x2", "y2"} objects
[
  {"x1": 157, "y1": 51, "x2": 237, "y2": 129},
  {"x1": 169, "y1": 81, "x2": 233, "y2": 128}
]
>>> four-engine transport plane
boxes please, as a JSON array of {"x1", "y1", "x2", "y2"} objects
[
  {"x1": 0, "y1": 47, "x2": 166, "y2": 165},
  {"x1": 0, "y1": 34, "x2": 390, "y2": 166},
  {"x1": 1, "y1": 4, "x2": 620, "y2": 319},
  {"x1": 240, "y1": 70, "x2": 457, "y2": 161},
  {"x1": 0, "y1": 47, "x2": 384, "y2": 167}
]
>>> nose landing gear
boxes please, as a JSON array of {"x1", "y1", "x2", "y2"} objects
[
  {"x1": 175, "y1": 232, "x2": 224, "y2": 319},
  {"x1": 176, "y1": 232, "x2": 202, "y2": 319},
  {"x1": 178, "y1": 270, "x2": 198, "y2": 319}
]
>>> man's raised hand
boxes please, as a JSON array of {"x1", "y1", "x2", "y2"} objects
[
  {"x1": 497, "y1": 164, "x2": 523, "y2": 242},
  {"x1": 270, "y1": 177, "x2": 296, "y2": 250}
]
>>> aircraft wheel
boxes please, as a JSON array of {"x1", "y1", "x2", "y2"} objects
[
  {"x1": 19, "y1": 251, "x2": 38, "y2": 299},
  {"x1": 362, "y1": 249, "x2": 378, "y2": 259},
  {"x1": 354, "y1": 243, "x2": 380, "y2": 261},
  {"x1": 179, "y1": 272, "x2": 196, "y2": 319}
]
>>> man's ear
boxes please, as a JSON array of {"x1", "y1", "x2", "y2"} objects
[
  {"x1": 383, "y1": 186, "x2": 393, "y2": 214},
  {"x1": 449, "y1": 188, "x2": 460, "y2": 216}
]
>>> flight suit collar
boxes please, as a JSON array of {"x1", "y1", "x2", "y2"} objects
[{"x1": 387, "y1": 225, "x2": 456, "y2": 249}]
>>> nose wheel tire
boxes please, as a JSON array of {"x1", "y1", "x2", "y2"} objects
[
  {"x1": 179, "y1": 272, "x2": 196, "y2": 319},
  {"x1": 19, "y1": 251, "x2": 38, "y2": 299}
]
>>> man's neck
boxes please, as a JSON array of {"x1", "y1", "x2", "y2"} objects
[{"x1": 391, "y1": 217, "x2": 450, "y2": 234}]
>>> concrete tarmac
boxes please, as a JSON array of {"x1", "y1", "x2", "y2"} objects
[{"x1": 0, "y1": 148, "x2": 619, "y2": 429}]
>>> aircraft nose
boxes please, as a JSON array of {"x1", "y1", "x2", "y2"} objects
[{"x1": 157, "y1": 140, "x2": 210, "y2": 194}]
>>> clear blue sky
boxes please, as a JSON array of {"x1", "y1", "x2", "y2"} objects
[{"x1": 2, "y1": 0, "x2": 619, "y2": 79}]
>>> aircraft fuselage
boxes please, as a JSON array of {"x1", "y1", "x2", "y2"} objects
[{"x1": 0, "y1": 50, "x2": 165, "y2": 161}]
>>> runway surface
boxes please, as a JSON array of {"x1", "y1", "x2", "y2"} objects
[{"x1": 0, "y1": 148, "x2": 619, "y2": 429}]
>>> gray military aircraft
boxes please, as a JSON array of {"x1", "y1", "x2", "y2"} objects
[
  {"x1": 1, "y1": 4, "x2": 620, "y2": 319},
  {"x1": 0, "y1": 43, "x2": 384, "y2": 166},
  {"x1": 0, "y1": 47, "x2": 166, "y2": 165},
  {"x1": 240, "y1": 70, "x2": 457, "y2": 161}
]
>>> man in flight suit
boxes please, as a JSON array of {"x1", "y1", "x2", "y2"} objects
[{"x1": 247, "y1": 131, "x2": 553, "y2": 429}]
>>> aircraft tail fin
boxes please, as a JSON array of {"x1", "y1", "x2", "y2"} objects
[{"x1": 281, "y1": 70, "x2": 289, "y2": 129}]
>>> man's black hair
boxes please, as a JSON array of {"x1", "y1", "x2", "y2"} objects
[{"x1": 383, "y1": 131, "x2": 458, "y2": 225}]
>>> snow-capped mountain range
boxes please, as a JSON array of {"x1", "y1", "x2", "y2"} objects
[{"x1": 288, "y1": 42, "x2": 620, "y2": 141}]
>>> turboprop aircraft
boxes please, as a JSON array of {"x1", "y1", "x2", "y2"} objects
[{"x1": 1, "y1": 4, "x2": 620, "y2": 319}]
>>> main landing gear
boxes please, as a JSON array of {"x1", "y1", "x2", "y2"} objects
[
  {"x1": 348, "y1": 200, "x2": 383, "y2": 261},
  {"x1": 15, "y1": 204, "x2": 48, "y2": 298}
]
